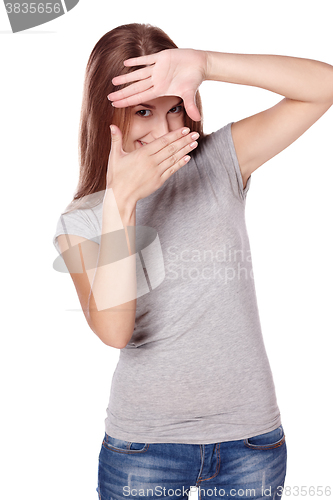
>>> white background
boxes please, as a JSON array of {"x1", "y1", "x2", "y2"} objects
[{"x1": 1, "y1": 1, "x2": 332, "y2": 499}]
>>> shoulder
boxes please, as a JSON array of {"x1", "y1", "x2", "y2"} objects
[
  {"x1": 53, "y1": 191, "x2": 105, "y2": 254},
  {"x1": 194, "y1": 123, "x2": 251, "y2": 201},
  {"x1": 194, "y1": 123, "x2": 233, "y2": 162}
]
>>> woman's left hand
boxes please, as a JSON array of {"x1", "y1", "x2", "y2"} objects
[{"x1": 107, "y1": 49, "x2": 208, "y2": 122}]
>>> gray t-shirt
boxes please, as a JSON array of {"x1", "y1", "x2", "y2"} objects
[{"x1": 53, "y1": 122, "x2": 281, "y2": 444}]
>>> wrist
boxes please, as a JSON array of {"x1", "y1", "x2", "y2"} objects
[
  {"x1": 204, "y1": 50, "x2": 216, "y2": 81},
  {"x1": 195, "y1": 49, "x2": 210, "y2": 82},
  {"x1": 104, "y1": 187, "x2": 137, "y2": 221}
]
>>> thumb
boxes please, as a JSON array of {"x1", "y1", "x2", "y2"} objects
[
  {"x1": 183, "y1": 91, "x2": 201, "y2": 122},
  {"x1": 109, "y1": 124, "x2": 124, "y2": 158}
]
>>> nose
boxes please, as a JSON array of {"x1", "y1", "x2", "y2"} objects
[{"x1": 151, "y1": 117, "x2": 170, "y2": 139}]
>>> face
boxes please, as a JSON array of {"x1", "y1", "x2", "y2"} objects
[{"x1": 122, "y1": 95, "x2": 185, "y2": 153}]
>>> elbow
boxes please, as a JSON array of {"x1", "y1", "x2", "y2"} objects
[
  {"x1": 89, "y1": 323, "x2": 132, "y2": 349},
  {"x1": 103, "y1": 338, "x2": 129, "y2": 350},
  {"x1": 86, "y1": 309, "x2": 134, "y2": 349}
]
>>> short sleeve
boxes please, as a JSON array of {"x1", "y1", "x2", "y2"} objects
[
  {"x1": 200, "y1": 122, "x2": 251, "y2": 202},
  {"x1": 52, "y1": 206, "x2": 101, "y2": 255}
]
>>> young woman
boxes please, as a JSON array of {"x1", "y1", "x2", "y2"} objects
[{"x1": 53, "y1": 23, "x2": 333, "y2": 500}]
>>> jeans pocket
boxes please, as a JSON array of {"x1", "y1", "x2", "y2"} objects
[
  {"x1": 244, "y1": 425, "x2": 286, "y2": 450},
  {"x1": 102, "y1": 433, "x2": 149, "y2": 454}
]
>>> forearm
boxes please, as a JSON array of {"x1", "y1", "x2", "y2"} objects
[
  {"x1": 204, "y1": 50, "x2": 333, "y2": 103},
  {"x1": 88, "y1": 189, "x2": 137, "y2": 349}
]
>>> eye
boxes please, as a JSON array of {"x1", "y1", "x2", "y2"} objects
[
  {"x1": 169, "y1": 105, "x2": 184, "y2": 114},
  {"x1": 136, "y1": 109, "x2": 152, "y2": 117}
]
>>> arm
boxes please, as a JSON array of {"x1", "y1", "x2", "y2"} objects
[
  {"x1": 58, "y1": 125, "x2": 198, "y2": 348},
  {"x1": 87, "y1": 191, "x2": 137, "y2": 349},
  {"x1": 108, "y1": 48, "x2": 333, "y2": 186},
  {"x1": 205, "y1": 51, "x2": 333, "y2": 103},
  {"x1": 89, "y1": 124, "x2": 199, "y2": 346},
  {"x1": 205, "y1": 51, "x2": 333, "y2": 187},
  {"x1": 56, "y1": 192, "x2": 137, "y2": 350}
]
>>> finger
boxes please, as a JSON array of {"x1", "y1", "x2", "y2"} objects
[
  {"x1": 109, "y1": 125, "x2": 123, "y2": 158},
  {"x1": 111, "y1": 66, "x2": 153, "y2": 86},
  {"x1": 123, "y1": 54, "x2": 157, "y2": 67},
  {"x1": 159, "y1": 140, "x2": 198, "y2": 172},
  {"x1": 107, "y1": 79, "x2": 153, "y2": 104},
  {"x1": 160, "y1": 153, "x2": 192, "y2": 182},
  {"x1": 185, "y1": 102, "x2": 202, "y2": 122},
  {"x1": 153, "y1": 132, "x2": 199, "y2": 165},
  {"x1": 183, "y1": 91, "x2": 202, "y2": 122},
  {"x1": 144, "y1": 127, "x2": 193, "y2": 157},
  {"x1": 110, "y1": 86, "x2": 157, "y2": 109}
]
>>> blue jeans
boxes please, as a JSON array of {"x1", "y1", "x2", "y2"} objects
[{"x1": 96, "y1": 424, "x2": 287, "y2": 500}]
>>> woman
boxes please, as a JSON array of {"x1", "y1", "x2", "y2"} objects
[{"x1": 53, "y1": 23, "x2": 333, "y2": 500}]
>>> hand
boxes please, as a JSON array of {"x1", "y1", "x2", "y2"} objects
[
  {"x1": 106, "y1": 124, "x2": 199, "y2": 204},
  {"x1": 107, "y1": 49, "x2": 208, "y2": 122}
]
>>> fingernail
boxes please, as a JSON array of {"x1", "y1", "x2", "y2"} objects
[
  {"x1": 110, "y1": 125, "x2": 115, "y2": 134},
  {"x1": 191, "y1": 132, "x2": 199, "y2": 140},
  {"x1": 182, "y1": 128, "x2": 190, "y2": 135}
]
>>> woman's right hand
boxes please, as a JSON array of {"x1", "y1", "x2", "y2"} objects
[{"x1": 106, "y1": 125, "x2": 199, "y2": 205}]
